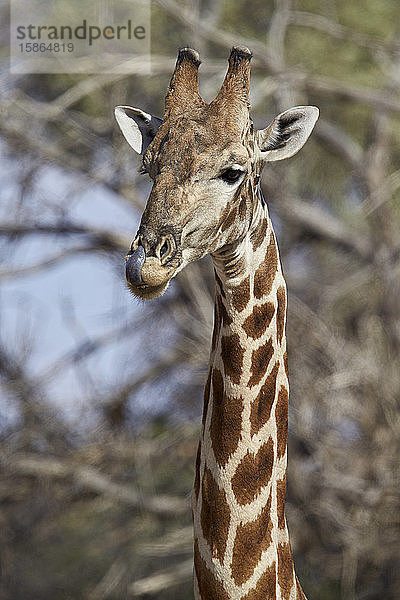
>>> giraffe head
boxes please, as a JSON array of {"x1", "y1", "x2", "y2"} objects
[{"x1": 116, "y1": 47, "x2": 318, "y2": 299}]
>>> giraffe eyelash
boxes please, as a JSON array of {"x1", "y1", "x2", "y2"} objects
[{"x1": 219, "y1": 166, "x2": 247, "y2": 184}]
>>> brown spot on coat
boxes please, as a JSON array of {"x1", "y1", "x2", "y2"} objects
[
  {"x1": 221, "y1": 333, "x2": 244, "y2": 384},
  {"x1": 277, "y1": 542, "x2": 294, "y2": 600},
  {"x1": 231, "y1": 491, "x2": 273, "y2": 585},
  {"x1": 231, "y1": 275, "x2": 250, "y2": 312},
  {"x1": 248, "y1": 337, "x2": 274, "y2": 388},
  {"x1": 238, "y1": 195, "x2": 247, "y2": 220},
  {"x1": 243, "y1": 302, "x2": 275, "y2": 340},
  {"x1": 276, "y1": 285, "x2": 286, "y2": 345},
  {"x1": 212, "y1": 367, "x2": 224, "y2": 401},
  {"x1": 241, "y1": 561, "x2": 276, "y2": 600},
  {"x1": 250, "y1": 362, "x2": 279, "y2": 436},
  {"x1": 210, "y1": 369, "x2": 243, "y2": 467},
  {"x1": 276, "y1": 386, "x2": 289, "y2": 459},
  {"x1": 276, "y1": 474, "x2": 287, "y2": 529},
  {"x1": 194, "y1": 542, "x2": 229, "y2": 600},
  {"x1": 250, "y1": 217, "x2": 268, "y2": 252},
  {"x1": 231, "y1": 437, "x2": 274, "y2": 505},
  {"x1": 221, "y1": 207, "x2": 237, "y2": 232},
  {"x1": 200, "y1": 467, "x2": 230, "y2": 561},
  {"x1": 253, "y1": 233, "x2": 278, "y2": 299}
]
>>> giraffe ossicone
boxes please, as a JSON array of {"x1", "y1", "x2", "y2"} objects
[{"x1": 116, "y1": 46, "x2": 318, "y2": 600}]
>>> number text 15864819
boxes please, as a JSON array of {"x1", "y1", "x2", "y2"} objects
[{"x1": 19, "y1": 42, "x2": 74, "y2": 53}]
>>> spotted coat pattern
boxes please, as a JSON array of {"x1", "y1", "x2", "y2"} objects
[{"x1": 193, "y1": 209, "x2": 307, "y2": 600}]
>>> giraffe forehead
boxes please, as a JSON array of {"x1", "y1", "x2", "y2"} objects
[{"x1": 146, "y1": 116, "x2": 252, "y2": 179}]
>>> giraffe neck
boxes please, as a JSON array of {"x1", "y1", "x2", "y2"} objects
[{"x1": 192, "y1": 207, "x2": 306, "y2": 600}]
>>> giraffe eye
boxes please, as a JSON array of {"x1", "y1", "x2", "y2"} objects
[{"x1": 220, "y1": 168, "x2": 245, "y2": 184}]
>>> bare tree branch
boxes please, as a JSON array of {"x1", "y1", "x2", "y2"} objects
[
  {"x1": 316, "y1": 118, "x2": 364, "y2": 173},
  {"x1": 269, "y1": 193, "x2": 371, "y2": 259},
  {"x1": 129, "y1": 559, "x2": 193, "y2": 596},
  {"x1": 0, "y1": 246, "x2": 95, "y2": 280},
  {"x1": 1, "y1": 454, "x2": 187, "y2": 515},
  {"x1": 304, "y1": 75, "x2": 400, "y2": 115},
  {"x1": 0, "y1": 222, "x2": 130, "y2": 251},
  {"x1": 290, "y1": 11, "x2": 399, "y2": 52}
]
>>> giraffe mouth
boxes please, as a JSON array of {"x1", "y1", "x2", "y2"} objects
[
  {"x1": 126, "y1": 280, "x2": 170, "y2": 300},
  {"x1": 125, "y1": 241, "x2": 177, "y2": 300}
]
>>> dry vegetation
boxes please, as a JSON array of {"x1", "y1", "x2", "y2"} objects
[{"x1": 1, "y1": 1, "x2": 400, "y2": 599}]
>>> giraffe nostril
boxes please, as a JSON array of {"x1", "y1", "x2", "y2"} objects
[
  {"x1": 160, "y1": 240, "x2": 169, "y2": 258},
  {"x1": 126, "y1": 245, "x2": 146, "y2": 286},
  {"x1": 157, "y1": 234, "x2": 175, "y2": 262}
]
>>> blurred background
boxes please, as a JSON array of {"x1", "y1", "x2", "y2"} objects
[{"x1": 1, "y1": 1, "x2": 400, "y2": 598}]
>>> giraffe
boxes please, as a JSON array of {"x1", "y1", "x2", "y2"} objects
[{"x1": 115, "y1": 46, "x2": 318, "y2": 600}]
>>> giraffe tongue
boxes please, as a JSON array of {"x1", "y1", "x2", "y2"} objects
[{"x1": 126, "y1": 245, "x2": 146, "y2": 286}]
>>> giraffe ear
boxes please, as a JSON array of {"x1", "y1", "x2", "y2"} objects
[
  {"x1": 257, "y1": 106, "x2": 319, "y2": 162},
  {"x1": 114, "y1": 106, "x2": 162, "y2": 154}
]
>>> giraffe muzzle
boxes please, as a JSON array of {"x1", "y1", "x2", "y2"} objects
[{"x1": 125, "y1": 241, "x2": 175, "y2": 300}]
